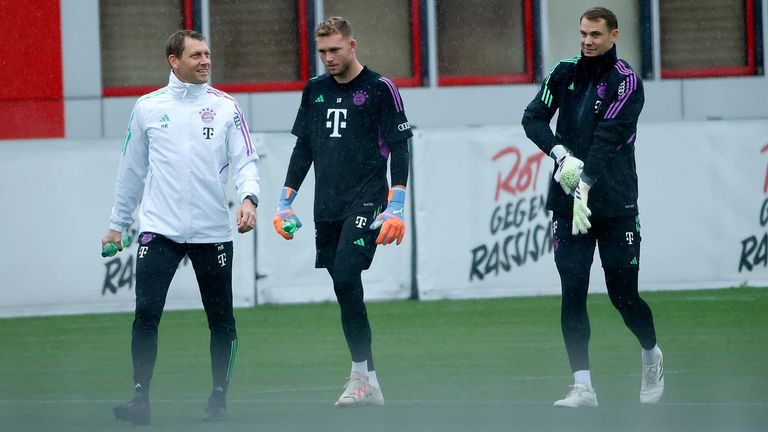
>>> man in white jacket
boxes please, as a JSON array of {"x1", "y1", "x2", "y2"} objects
[{"x1": 101, "y1": 30, "x2": 260, "y2": 425}]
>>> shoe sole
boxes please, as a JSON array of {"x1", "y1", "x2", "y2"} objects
[
  {"x1": 640, "y1": 386, "x2": 664, "y2": 403},
  {"x1": 553, "y1": 402, "x2": 598, "y2": 408},
  {"x1": 335, "y1": 401, "x2": 363, "y2": 408},
  {"x1": 113, "y1": 406, "x2": 150, "y2": 425},
  {"x1": 334, "y1": 399, "x2": 385, "y2": 408}
]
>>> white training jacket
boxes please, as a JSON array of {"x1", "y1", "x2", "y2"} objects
[{"x1": 109, "y1": 72, "x2": 260, "y2": 243}]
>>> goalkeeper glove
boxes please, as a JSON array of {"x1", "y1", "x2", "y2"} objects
[
  {"x1": 572, "y1": 180, "x2": 592, "y2": 235},
  {"x1": 551, "y1": 145, "x2": 583, "y2": 195},
  {"x1": 272, "y1": 187, "x2": 302, "y2": 240},
  {"x1": 370, "y1": 187, "x2": 406, "y2": 245}
]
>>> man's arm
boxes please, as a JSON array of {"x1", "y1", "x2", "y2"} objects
[
  {"x1": 388, "y1": 138, "x2": 409, "y2": 188},
  {"x1": 522, "y1": 65, "x2": 562, "y2": 156},
  {"x1": 370, "y1": 138, "x2": 409, "y2": 245},
  {"x1": 109, "y1": 103, "x2": 150, "y2": 233},
  {"x1": 228, "y1": 104, "x2": 261, "y2": 203},
  {"x1": 582, "y1": 68, "x2": 644, "y2": 185},
  {"x1": 273, "y1": 82, "x2": 314, "y2": 240},
  {"x1": 283, "y1": 137, "x2": 313, "y2": 191},
  {"x1": 102, "y1": 103, "x2": 149, "y2": 251},
  {"x1": 285, "y1": 82, "x2": 315, "y2": 191},
  {"x1": 227, "y1": 103, "x2": 260, "y2": 233}
]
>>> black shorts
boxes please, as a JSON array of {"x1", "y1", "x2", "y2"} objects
[
  {"x1": 315, "y1": 209, "x2": 380, "y2": 270},
  {"x1": 552, "y1": 213, "x2": 641, "y2": 271}
]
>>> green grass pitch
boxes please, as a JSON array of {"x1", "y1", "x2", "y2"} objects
[{"x1": 1, "y1": 287, "x2": 767, "y2": 432}]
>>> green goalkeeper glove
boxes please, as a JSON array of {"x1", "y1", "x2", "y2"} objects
[
  {"x1": 551, "y1": 145, "x2": 583, "y2": 195},
  {"x1": 572, "y1": 180, "x2": 592, "y2": 235}
]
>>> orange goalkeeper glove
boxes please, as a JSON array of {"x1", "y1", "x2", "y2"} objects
[
  {"x1": 272, "y1": 187, "x2": 302, "y2": 240},
  {"x1": 370, "y1": 187, "x2": 406, "y2": 245}
]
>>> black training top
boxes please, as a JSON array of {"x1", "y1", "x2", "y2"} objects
[
  {"x1": 522, "y1": 45, "x2": 644, "y2": 218},
  {"x1": 286, "y1": 66, "x2": 412, "y2": 221}
]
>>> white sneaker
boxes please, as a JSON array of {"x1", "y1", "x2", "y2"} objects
[
  {"x1": 335, "y1": 372, "x2": 378, "y2": 407},
  {"x1": 553, "y1": 383, "x2": 599, "y2": 407},
  {"x1": 640, "y1": 350, "x2": 664, "y2": 403},
  {"x1": 368, "y1": 385, "x2": 385, "y2": 406}
]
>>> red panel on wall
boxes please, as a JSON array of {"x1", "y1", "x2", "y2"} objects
[{"x1": 0, "y1": 0, "x2": 64, "y2": 139}]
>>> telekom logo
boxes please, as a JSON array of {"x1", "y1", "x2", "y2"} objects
[
  {"x1": 492, "y1": 146, "x2": 547, "y2": 202},
  {"x1": 326, "y1": 109, "x2": 347, "y2": 137}
]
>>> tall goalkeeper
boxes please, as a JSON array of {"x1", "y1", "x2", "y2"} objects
[
  {"x1": 272, "y1": 17, "x2": 412, "y2": 407},
  {"x1": 522, "y1": 7, "x2": 663, "y2": 408}
]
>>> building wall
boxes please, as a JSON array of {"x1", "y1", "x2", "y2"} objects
[
  {"x1": 2, "y1": 0, "x2": 767, "y2": 140},
  {"x1": 0, "y1": 0, "x2": 64, "y2": 139}
]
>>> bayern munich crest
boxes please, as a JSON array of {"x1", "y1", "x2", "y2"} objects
[
  {"x1": 200, "y1": 107, "x2": 216, "y2": 123},
  {"x1": 597, "y1": 82, "x2": 607, "y2": 99},
  {"x1": 352, "y1": 90, "x2": 368, "y2": 106}
]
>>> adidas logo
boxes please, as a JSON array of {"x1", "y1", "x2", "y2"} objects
[
  {"x1": 568, "y1": 82, "x2": 574, "y2": 90},
  {"x1": 630, "y1": 257, "x2": 638, "y2": 265},
  {"x1": 314, "y1": 95, "x2": 325, "y2": 103},
  {"x1": 160, "y1": 114, "x2": 170, "y2": 122},
  {"x1": 353, "y1": 238, "x2": 365, "y2": 247}
]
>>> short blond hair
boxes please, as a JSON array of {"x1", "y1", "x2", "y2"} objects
[{"x1": 315, "y1": 16, "x2": 352, "y2": 38}]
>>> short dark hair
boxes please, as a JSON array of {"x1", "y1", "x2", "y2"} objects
[
  {"x1": 166, "y1": 30, "x2": 205, "y2": 59},
  {"x1": 581, "y1": 7, "x2": 618, "y2": 31},
  {"x1": 315, "y1": 16, "x2": 353, "y2": 38}
]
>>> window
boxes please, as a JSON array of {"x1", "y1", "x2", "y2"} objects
[
  {"x1": 209, "y1": 0, "x2": 309, "y2": 92},
  {"x1": 100, "y1": 0, "x2": 186, "y2": 96},
  {"x1": 322, "y1": 0, "x2": 423, "y2": 87},
  {"x1": 100, "y1": 0, "x2": 310, "y2": 96},
  {"x1": 436, "y1": 0, "x2": 533, "y2": 85},
  {"x1": 660, "y1": 0, "x2": 757, "y2": 78},
  {"x1": 544, "y1": 0, "x2": 645, "y2": 78}
]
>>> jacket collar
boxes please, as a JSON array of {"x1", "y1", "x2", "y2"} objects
[
  {"x1": 167, "y1": 71, "x2": 208, "y2": 99},
  {"x1": 579, "y1": 44, "x2": 617, "y2": 79}
]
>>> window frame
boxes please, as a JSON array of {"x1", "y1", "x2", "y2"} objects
[
  {"x1": 437, "y1": 0, "x2": 534, "y2": 86},
  {"x1": 102, "y1": 0, "x2": 194, "y2": 97},
  {"x1": 213, "y1": 0, "x2": 311, "y2": 92},
  {"x1": 101, "y1": 0, "x2": 312, "y2": 96},
  {"x1": 660, "y1": 0, "x2": 757, "y2": 79},
  {"x1": 318, "y1": 0, "x2": 424, "y2": 88},
  {"x1": 389, "y1": 0, "x2": 425, "y2": 88}
]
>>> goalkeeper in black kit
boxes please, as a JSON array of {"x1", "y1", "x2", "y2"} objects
[
  {"x1": 272, "y1": 16, "x2": 412, "y2": 407},
  {"x1": 522, "y1": 7, "x2": 664, "y2": 407}
]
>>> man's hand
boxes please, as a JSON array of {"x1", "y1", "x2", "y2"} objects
[
  {"x1": 555, "y1": 156, "x2": 584, "y2": 195},
  {"x1": 101, "y1": 229, "x2": 123, "y2": 251},
  {"x1": 370, "y1": 187, "x2": 406, "y2": 245},
  {"x1": 572, "y1": 181, "x2": 592, "y2": 235},
  {"x1": 272, "y1": 187, "x2": 302, "y2": 240},
  {"x1": 236, "y1": 198, "x2": 257, "y2": 234},
  {"x1": 552, "y1": 145, "x2": 583, "y2": 195}
]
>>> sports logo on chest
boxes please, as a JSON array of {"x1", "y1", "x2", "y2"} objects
[
  {"x1": 594, "y1": 82, "x2": 607, "y2": 114},
  {"x1": 199, "y1": 107, "x2": 216, "y2": 123},
  {"x1": 199, "y1": 108, "x2": 217, "y2": 139},
  {"x1": 597, "y1": 82, "x2": 607, "y2": 99},
  {"x1": 326, "y1": 109, "x2": 347, "y2": 137},
  {"x1": 352, "y1": 90, "x2": 368, "y2": 106}
]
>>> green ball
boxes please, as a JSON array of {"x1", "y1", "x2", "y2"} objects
[{"x1": 282, "y1": 219, "x2": 298, "y2": 236}]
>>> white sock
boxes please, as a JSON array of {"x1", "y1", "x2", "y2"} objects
[
  {"x1": 351, "y1": 361, "x2": 368, "y2": 376},
  {"x1": 368, "y1": 371, "x2": 380, "y2": 388},
  {"x1": 573, "y1": 370, "x2": 593, "y2": 391},
  {"x1": 642, "y1": 345, "x2": 662, "y2": 365}
]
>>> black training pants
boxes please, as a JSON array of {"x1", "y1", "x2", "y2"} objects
[
  {"x1": 316, "y1": 211, "x2": 380, "y2": 370},
  {"x1": 552, "y1": 214, "x2": 657, "y2": 372},
  {"x1": 131, "y1": 232, "x2": 237, "y2": 393}
]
